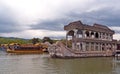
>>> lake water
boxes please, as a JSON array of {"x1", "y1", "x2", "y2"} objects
[{"x1": 0, "y1": 51, "x2": 120, "y2": 74}]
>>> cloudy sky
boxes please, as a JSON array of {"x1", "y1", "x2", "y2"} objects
[{"x1": 0, "y1": 0, "x2": 120, "y2": 40}]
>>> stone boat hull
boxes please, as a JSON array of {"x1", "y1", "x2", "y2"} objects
[{"x1": 48, "y1": 42, "x2": 115, "y2": 58}]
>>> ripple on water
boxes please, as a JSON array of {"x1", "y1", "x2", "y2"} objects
[{"x1": 0, "y1": 52, "x2": 120, "y2": 74}]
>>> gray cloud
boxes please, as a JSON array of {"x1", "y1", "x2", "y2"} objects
[
  {"x1": 30, "y1": 18, "x2": 73, "y2": 31},
  {"x1": 0, "y1": 5, "x2": 27, "y2": 33},
  {"x1": 67, "y1": 6, "x2": 120, "y2": 26},
  {"x1": 0, "y1": 0, "x2": 120, "y2": 39},
  {"x1": 30, "y1": 4, "x2": 120, "y2": 32}
]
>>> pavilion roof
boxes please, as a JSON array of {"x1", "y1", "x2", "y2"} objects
[{"x1": 64, "y1": 20, "x2": 115, "y2": 34}]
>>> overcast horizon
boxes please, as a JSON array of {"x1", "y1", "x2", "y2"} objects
[{"x1": 0, "y1": 0, "x2": 120, "y2": 40}]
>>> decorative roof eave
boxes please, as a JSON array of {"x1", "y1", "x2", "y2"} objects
[
  {"x1": 64, "y1": 24, "x2": 84, "y2": 31},
  {"x1": 64, "y1": 21, "x2": 84, "y2": 31},
  {"x1": 64, "y1": 20, "x2": 115, "y2": 34},
  {"x1": 83, "y1": 25, "x2": 115, "y2": 34}
]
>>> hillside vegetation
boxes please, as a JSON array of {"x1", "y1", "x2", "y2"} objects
[{"x1": 0, "y1": 37, "x2": 29, "y2": 44}]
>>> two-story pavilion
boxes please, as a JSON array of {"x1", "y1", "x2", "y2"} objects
[{"x1": 64, "y1": 21, "x2": 117, "y2": 56}]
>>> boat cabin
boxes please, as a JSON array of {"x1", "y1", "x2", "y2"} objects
[{"x1": 64, "y1": 21, "x2": 117, "y2": 55}]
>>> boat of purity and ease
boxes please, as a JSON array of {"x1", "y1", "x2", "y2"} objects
[{"x1": 48, "y1": 20, "x2": 118, "y2": 58}]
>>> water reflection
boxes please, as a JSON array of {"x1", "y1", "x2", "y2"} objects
[
  {"x1": 0, "y1": 51, "x2": 120, "y2": 74},
  {"x1": 46, "y1": 58, "x2": 114, "y2": 74}
]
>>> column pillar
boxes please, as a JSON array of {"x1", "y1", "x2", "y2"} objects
[
  {"x1": 66, "y1": 34, "x2": 68, "y2": 47},
  {"x1": 101, "y1": 33, "x2": 103, "y2": 40},
  {"x1": 98, "y1": 32, "x2": 100, "y2": 39},
  {"x1": 83, "y1": 42, "x2": 86, "y2": 51},
  {"x1": 82, "y1": 30, "x2": 86, "y2": 38},
  {"x1": 100, "y1": 33, "x2": 102, "y2": 40},
  {"x1": 103, "y1": 33, "x2": 104, "y2": 39},
  {"x1": 108, "y1": 34, "x2": 110, "y2": 40},
  {"x1": 98, "y1": 43, "x2": 100, "y2": 51},
  {"x1": 94, "y1": 32, "x2": 96, "y2": 39},
  {"x1": 100, "y1": 43, "x2": 102, "y2": 51},
  {"x1": 74, "y1": 29, "x2": 77, "y2": 38},
  {"x1": 89, "y1": 31, "x2": 91, "y2": 38},
  {"x1": 94, "y1": 43, "x2": 96, "y2": 51},
  {"x1": 105, "y1": 43, "x2": 107, "y2": 51},
  {"x1": 73, "y1": 29, "x2": 77, "y2": 49},
  {"x1": 105, "y1": 33, "x2": 107, "y2": 40},
  {"x1": 89, "y1": 42, "x2": 91, "y2": 51}
]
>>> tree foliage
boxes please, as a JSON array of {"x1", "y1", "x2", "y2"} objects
[
  {"x1": 0, "y1": 37, "x2": 72, "y2": 48},
  {"x1": 0, "y1": 37, "x2": 29, "y2": 44},
  {"x1": 31, "y1": 38, "x2": 40, "y2": 44},
  {"x1": 42, "y1": 37, "x2": 53, "y2": 44}
]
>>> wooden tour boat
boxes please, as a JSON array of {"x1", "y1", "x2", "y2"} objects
[{"x1": 1, "y1": 43, "x2": 48, "y2": 54}]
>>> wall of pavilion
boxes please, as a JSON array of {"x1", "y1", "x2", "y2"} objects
[{"x1": 64, "y1": 21, "x2": 117, "y2": 53}]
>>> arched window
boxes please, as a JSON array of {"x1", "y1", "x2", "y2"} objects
[
  {"x1": 85, "y1": 31, "x2": 89, "y2": 37},
  {"x1": 95, "y1": 32, "x2": 99, "y2": 38},
  {"x1": 67, "y1": 30, "x2": 74, "y2": 36},
  {"x1": 91, "y1": 32, "x2": 94, "y2": 38}
]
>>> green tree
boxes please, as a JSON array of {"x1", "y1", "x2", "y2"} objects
[
  {"x1": 42, "y1": 37, "x2": 53, "y2": 44},
  {"x1": 0, "y1": 37, "x2": 29, "y2": 44},
  {"x1": 31, "y1": 38, "x2": 39, "y2": 44}
]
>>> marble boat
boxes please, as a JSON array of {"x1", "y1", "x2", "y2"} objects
[{"x1": 48, "y1": 20, "x2": 118, "y2": 58}]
